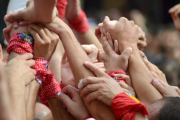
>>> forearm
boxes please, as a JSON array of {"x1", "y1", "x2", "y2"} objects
[
  {"x1": 129, "y1": 48, "x2": 162, "y2": 106},
  {"x1": 27, "y1": 81, "x2": 40, "y2": 120},
  {"x1": 34, "y1": 0, "x2": 57, "y2": 22},
  {"x1": 59, "y1": 30, "x2": 116, "y2": 120},
  {"x1": 74, "y1": 29, "x2": 103, "y2": 52},
  {"x1": 49, "y1": 41, "x2": 64, "y2": 83},
  {"x1": 48, "y1": 98, "x2": 75, "y2": 120}
]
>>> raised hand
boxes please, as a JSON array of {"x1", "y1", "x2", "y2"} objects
[
  {"x1": 99, "y1": 34, "x2": 132, "y2": 72},
  {"x1": 103, "y1": 16, "x2": 139, "y2": 52},
  {"x1": 28, "y1": 24, "x2": 59, "y2": 61},
  {"x1": 169, "y1": 4, "x2": 180, "y2": 31},
  {"x1": 59, "y1": 85, "x2": 89, "y2": 120},
  {"x1": 2, "y1": 53, "x2": 36, "y2": 86},
  {"x1": 152, "y1": 79, "x2": 180, "y2": 97},
  {"x1": 79, "y1": 61, "x2": 123, "y2": 106},
  {"x1": 4, "y1": 0, "x2": 57, "y2": 23},
  {"x1": 140, "y1": 51, "x2": 167, "y2": 83}
]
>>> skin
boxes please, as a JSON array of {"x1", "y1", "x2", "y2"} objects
[
  {"x1": 1, "y1": 53, "x2": 36, "y2": 120},
  {"x1": 4, "y1": 0, "x2": 57, "y2": 23},
  {"x1": 65, "y1": 0, "x2": 104, "y2": 51},
  {"x1": 28, "y1": 24, "x2": 75, "y2": 120},
  {"x1": 169, "y1": 4, "x2": 180, "y2": 31},
  {"x1": 102, "y1": 16, "x2": 162, "y2": 106},
  {"x1": 44, "y1": 17, "x2": 116, "y2": 120}
]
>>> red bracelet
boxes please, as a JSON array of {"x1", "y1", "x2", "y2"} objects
[
  {"x1": 111, "y1": 92, "x2": 149, "y2": 120},
  {"x1": 7, "y1": 32, "x2": 61, "y2": 107},
  {"x1": 67, "y1": 9, "x2": 90, "y2": 33},
  {"x1": 56, "y1": 0, "x2": 67, "y2": 20},
  {"x1": 107, "y1": 70, "x2": 127, "y2": 83}
]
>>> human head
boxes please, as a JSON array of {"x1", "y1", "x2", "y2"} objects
[{"x1": 148, "y1": 97, "x2": 180, "y2": 120}]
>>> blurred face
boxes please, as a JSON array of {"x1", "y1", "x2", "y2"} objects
[{"x1": 147, "y1": 100, "x2": 164, "y2": 120}]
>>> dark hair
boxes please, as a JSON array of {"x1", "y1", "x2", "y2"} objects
[{"x1": 157, "y1": 97, "x2": 180, "y2": 120}]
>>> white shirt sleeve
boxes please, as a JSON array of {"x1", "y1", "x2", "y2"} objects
[{"x1": 7, "y1": 0, "x2": 29, "y2": 13}]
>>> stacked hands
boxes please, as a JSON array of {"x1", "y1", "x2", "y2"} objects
[{"x1": 1, "y1": 0, "x2": 180, "y2": 120}]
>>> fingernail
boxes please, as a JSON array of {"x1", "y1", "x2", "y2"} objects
[
  {"x1": 114, "y1": 74, "x2": 118, "y2": 76},
  {"x1": 152, "y1": 79, "x2": 159, "y2": 84},
  {"x1": 127, "y1": 47, "x2": 132, "y2": 53},
  {"x1": 19, "y1": 21, "x2": 23, "y2": 25},
  {"x1": 78, "y1": 79, "x2": 84, "y2": 89},
  {"x1": 14, "y1": 24, "x2": 18, "y2": 28},
  {"x1": 84, "y1": 61, "x2": 90, "y2": 65}
]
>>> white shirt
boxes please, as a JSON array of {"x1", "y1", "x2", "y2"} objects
[{"x1": 7, "y1": 0, "x2": 29, "y2": 13}]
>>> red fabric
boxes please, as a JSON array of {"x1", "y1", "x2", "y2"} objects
[
  {"x1": 107, "y1": 70, "x2": 127, "y2": 83},
  {"x1": 56, "y1": 0, "x2": 67, "y2": 20},
  {"x1": 84, "y1": 114, "x2": 92, "y2": 120},
  {"x1": 111, "y1": 92, "x2": 149, "y2": 120},
  {"x1": 7, "y1": 32, "x2": 61, "y2": 106},
  {"x1": 67, "y1": 9, "x2": 90, "y2": 33}
]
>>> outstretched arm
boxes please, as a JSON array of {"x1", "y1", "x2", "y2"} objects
[
  {"x1": 45, "y1": 17, "x2": 116, "y2": 120},
  {"x1": 102, "y1": 16, "x2": 162, "y2": 106}
]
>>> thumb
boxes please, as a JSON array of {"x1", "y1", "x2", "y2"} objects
[
  {"x1": 120, "y1": 47, "x2": 132, "y2": 60},
  {"x1": 152, "y1": 79, "x2": 165, "y2": 94},
  {"x1": 103, "y1": 16, "x2": 110, "y2": 27},
  {"x1": 59, "y1": 93, "x2": 74, "y2": 108},
  {"x1": 5, "y1": 9, "x2": 26, "y2": 22}
]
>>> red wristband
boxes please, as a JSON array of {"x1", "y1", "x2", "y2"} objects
[
  {"x1": 7, "y1": 32, "x2": 61, "y2": 107},
  {"x1": 56, "y1": 0, "x2": 67, "y2": 20},
  {"x1": 111, "y1": 92, "x2": 149, "y2": 120},
  {"x1": 67, "y1": 9, "x2": 90, "y2": 33},
  {"x1": 107, "y1": 70, "x2": 127, "y2": 83}
]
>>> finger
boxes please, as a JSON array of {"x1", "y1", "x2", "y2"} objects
[
  {"x1": 99, "y1": 53, "x2": 107, "y2": 62},
  {"x1": 61, "y1": 85, "x2": 79, "y2": 100},
  {"x1": 120, "y1": 47, "x2": 132, "y2": 61},
  {"x1": 101, "y1": 35, "x2": 114, "y2": 55},
  {"x1": 0, "y1": 45, "x2": 3, "y2": 62},
  {"x1": 103, "y1": 16, "x2": 110, "y2": 28},
  {"x1": 169, "y1": 4, "x2": 180, "y2": 13},
  {"x1": 157, "y1": 79, "x2": 169, "y2": 87},
  {"x1": 13, "y1": 21, "x2": 18, "y2": 29},
  {"x1": 84, "y1": 61, "x2": 107, "y2": 77},
  {"x1": 174, "y1": 87, "x2": 180, "y2": 96},
  {"x1": 25, "y1": 69, "x2": 36, "y2": 85},
  {"x1": 119, "y1": 81, "x2": 129, "y2": 89},
  {"x1": 84, "y1": 91, "x2": 99, "y2": 105},
  {"x1": 20, "y1": 53, "x2": 33, "y2": 60},
  {"x1": 78, "y1": 77, "x2": 99, "y2": 89},
  {"x1": 19, "y1": 21, "x2": 33, "y2": 26},
  {"x1": 26, "y1": 60, "x2": 35, "y2": 67},
  {"x1": 59, "y1": 92, "x2": 74, "y2": 108},
  {"x1": 152, "y1": 79, "x2": 166, "y2": 94},
  {"x1": 138, "y1": 40, "x2": 147, "y2": 48},
  {"x1": 114, "y1": 74, "x2": 131, "y2": 86},
  {"x1": 106, "y1": 32, "x2": 113, "y2": 48},
  {"x1": 81, "y1": 84, "x2": 99, "y2": 97},
  {"x1": 93, "y1": 62, "x2": 105, "y2": 68},
  {"x1": 95, "y1": 27, "x2": 101, "y2": 40},
  {"x1": 28, "y1": 27, "x2": 43, "y2": 44},
  {"x1": 28, "y1": 24, "x2": 47, "y2": 40},
  {"x1": 5, "y1": 9, "x2": 26, "y2": 22},
  {"x1": 114, "y1": 40, "x2": 119, "y2": 54},
  {"x1": 3, "y1": 25, "x2": 12, "y2": 42},
  {"x1": 81, "y1": 45, "x2": 94, "y2": 55},
  {"x1": 175, "y1": 8, "x2": 180, "y2": 17}
]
